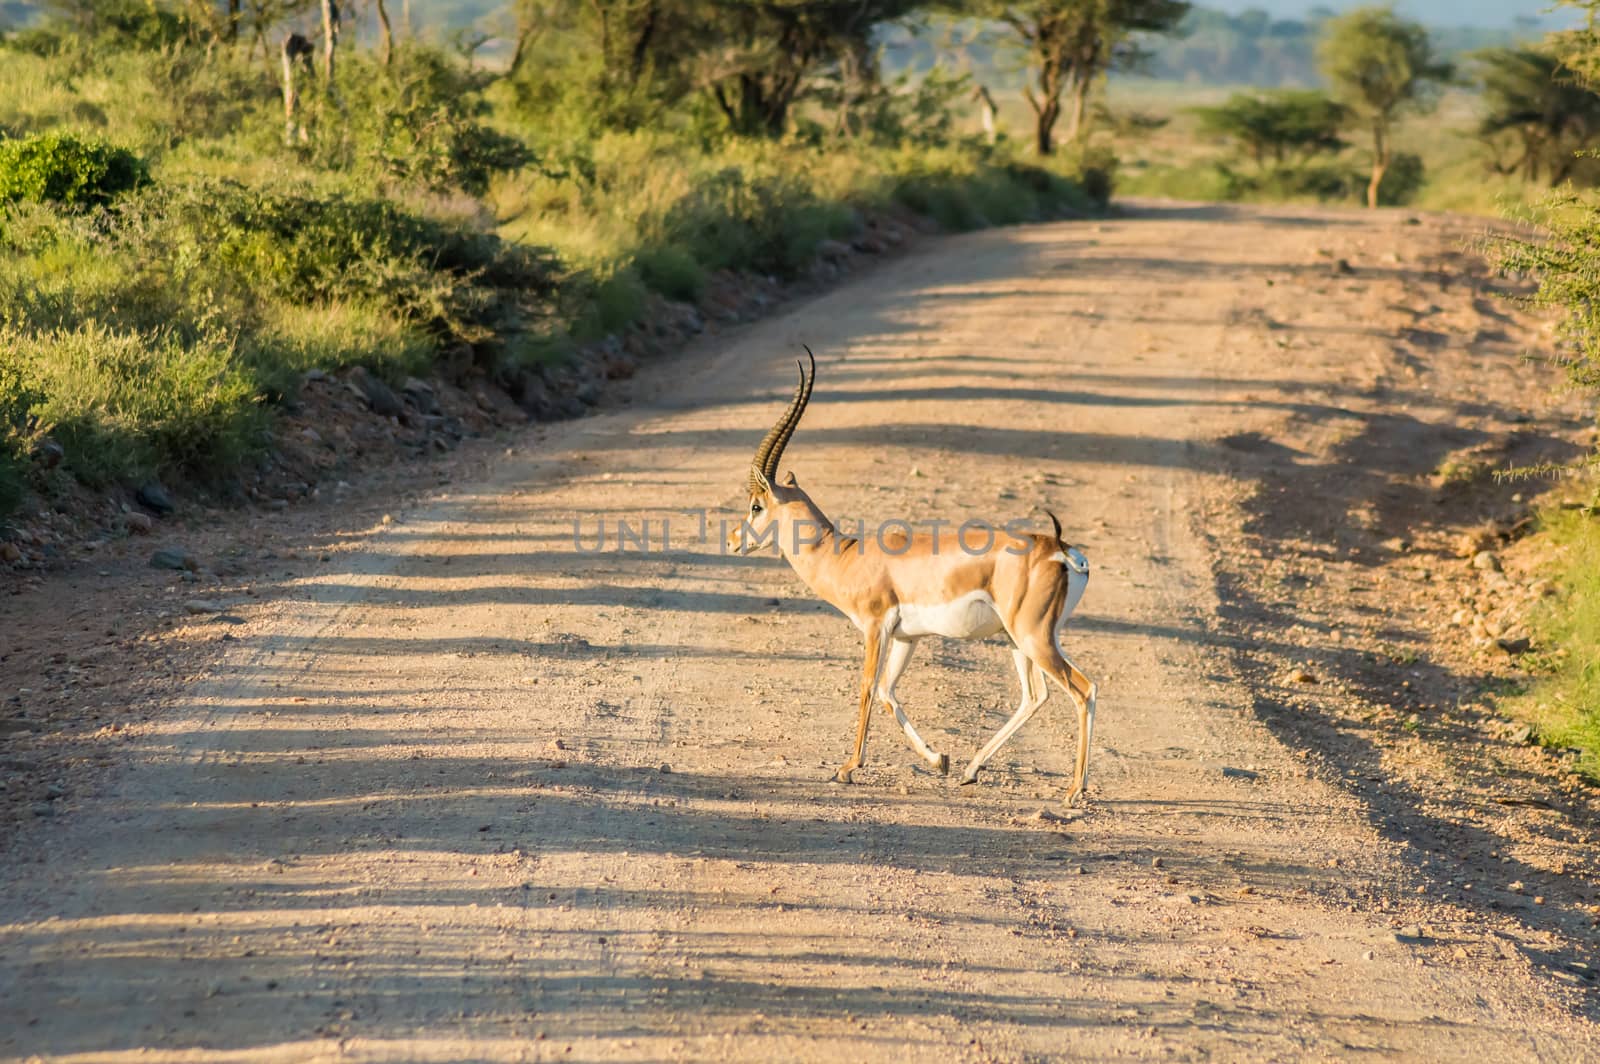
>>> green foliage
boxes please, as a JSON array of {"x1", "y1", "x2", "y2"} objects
[
  {"x1": 307, "y1": 47, "x2": 530, "y2": 195},
  {"x1": 0, "y1": 321, "x2": 261, "y2": 486},
  {"x1": 1317, "y1": 6, "x2": 1455, "y2": 121},
  {"x1": 1193, "y1": 90, "x2": 1347, "y2": 168},
  {"x1": 1507, "y1": 506, "x2": 1600, "y2": 781},
  {"x1": 1473, "y1": 46, "x2": 1600, "y2": 186},
  {"x1": 0, "y1": 131, "x2": 147, "y2": 207},
  {"x1": 1490, "y1": 188, "x2": 1600, "y2": 414},
  {"x1": 633, "y1": 244, "x2": 706, "y2": 302}
]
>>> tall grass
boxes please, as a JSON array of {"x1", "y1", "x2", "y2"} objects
[{"x1": 1508, "y1": 504, "x2": 1600, "y2": 779}]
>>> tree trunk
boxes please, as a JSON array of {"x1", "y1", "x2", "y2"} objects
[
  {"x1": 320, "y1": 0, "x2": 339, "y2": 87},
  {"x1": 376, "y1": 0, "x2": 393, "y2": 67},
  {"x1": 226, "y1": 0, "x2": 241, "y2": 44},
  {"x1": 975, "y1": 85, "x2": 998, "y2": 146},
  {"x1": 1063, "y1": 71, "x2": 1091, "y2": 145},
  {"x1": 1366, "y1": 120, "x2": 1389, "y2": 209},
  {"x1": 1035, "y1": 97, "x2": 1060, "y2": 155},
  {"x1": 281, "y1": 34, "x2": 303, "y2": 144}
]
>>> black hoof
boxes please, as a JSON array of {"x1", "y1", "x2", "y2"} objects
[{"x1": 937, "y1": 753, "x2": 951, "y2": 776}]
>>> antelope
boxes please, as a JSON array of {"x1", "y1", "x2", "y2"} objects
[{"x1": 728, "y1": 351, "x2": 1100, "y2": 803}]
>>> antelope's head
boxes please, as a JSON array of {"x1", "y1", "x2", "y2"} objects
[{"x1": 728, "y1": 348, "x2": 816, "y2": 555}]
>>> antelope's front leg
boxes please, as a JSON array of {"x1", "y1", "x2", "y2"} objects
[{"x1": 835, "y1": 625, "x2": 884, "y2": 784}]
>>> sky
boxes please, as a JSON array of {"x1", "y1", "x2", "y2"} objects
[{"x1": 1205, "y1": 1, "x2": 1578, "y2": 28}]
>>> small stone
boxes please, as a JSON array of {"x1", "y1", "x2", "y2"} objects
[
  {"x1": 1151, "y1": 856, "x2": 1165, "y2": 869},
  {"x1": 149, "y1": 548, "x2": 198, "y2": 571},
  {"x1": 402, "y1": 378, "x2": 440, "y2": 415},
  {"x1": 124, "y1": 511, "x2": 153, "y2": 535},
  {"x1": 30, "y1": 437, "x2": 64, "y2": 468},
  {"x1": 658, "y1": 763, "x2": 672, "y2": 774},
  {"x1": 1219, "y1": 765, "x2": 1260, "y2": 780},
  {"x1": 1363, "y1": 950, "x2": 1375, "y2": 961},
  {"x1": 1290, "y1": 668, "x2": 1318, "y2": 684},
  {"x1": 0, "y1": 543, "x2": 20, "y2": 564},
  {"x1": 31, "y1": 802, "x2": 54, "y2": 818},
  {"x1": 815, "y1": 238, "x2": 851, "y2": 262},
  {"x1": 184, "y1": 600, "x2": 223, "y2": 615},
  {"x1": 136, "y1": 482, "x2": 175, "y2": 515},
  {"x1": 1495, "y1": 636, "x2": 1531, "y2": 655},
  {"x1": 350, "y1": 368, "x2": 404, "y2": 418},
  {"x1": 1508, "y1": 723, "x2": 1535, "y2": 745},
  {"x1": 1472, "y1": 550, "x2": 1502, "y2": 572},
  {"x1": 548, "y1": 739, "x2": 567, "y2": 751}
]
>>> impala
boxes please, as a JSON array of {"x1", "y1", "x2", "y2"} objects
[{"x1": 729, "y1": 350, "x2": 1099, "y2": 804}]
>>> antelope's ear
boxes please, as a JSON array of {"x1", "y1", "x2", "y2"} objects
[
  {"x1": 750, "y1": 466, "x2": 772, "y2": 496},
  {"x1": 782, "y1": 471, "x2": 798, "y2": 487}
]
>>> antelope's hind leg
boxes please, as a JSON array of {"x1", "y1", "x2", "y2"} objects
[
  {"x1": 878, "y1": 637, "x2": 948, "y2": 775},
  {"x1": 1039, "y1": 653, "x2": 1097, "y2": 806},
  {"x1": 960, "y1": 648, "x2": 1048, "y2": 786}
]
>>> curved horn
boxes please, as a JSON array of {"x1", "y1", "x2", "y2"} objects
[
  {"x1": 762, "y1": 346, "x2": 815, "y2": 483},
  {"x1": 747, "y1": 347, "x2": 816, "y2": 493}
]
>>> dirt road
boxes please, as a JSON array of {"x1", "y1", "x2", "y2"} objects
[{"x1": 3, "y1": 204, "x2": 1597, "y2": 1061}]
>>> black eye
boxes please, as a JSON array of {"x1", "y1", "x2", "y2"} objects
[{"x1": 751, "y1": 502, "x2": 763, "y2": 514}]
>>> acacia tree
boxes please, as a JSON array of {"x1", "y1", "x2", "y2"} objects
[
  {"x1": 1317, "y1": 7, "x2": 1451, "y2": 209},
  {"x1": 982, "y1": 0, "x2": 1189, "y2": 155},
  {"x1": 1475, "y1": 47, "x2": 1600, "y2": 185},
  {"x1": 693, "y1": 1, "x2": 923, "y2": 138},
  {"x1": 1194, "y1": 90, "x2": 1346, "y2": 169}
]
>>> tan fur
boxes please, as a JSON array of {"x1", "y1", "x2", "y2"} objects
[{"x1": 730, "y1": 475, "x2": 1098, "y2": 803}]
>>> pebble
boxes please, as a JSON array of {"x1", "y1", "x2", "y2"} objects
[
  {"x1": 136, "y1": 482, "x2": 175, "y2": 515},
  {"x1": 1151, "y1": 856, "x2": 1165, "y2": 869},
  {"x1": 184, "y1": 600, "x2": 223, "y2": 615},
  {"x1": 1472, "y1": 550, "x2": 1502, "y2": 572},
  {"x1": 30, "y1": 802, "x2": 54, "y2": 818},
  {"x1": 658, "y1": 763, "x2": 672, "y2": 774},
  {"x1": 0, "y1": 543, "x2": 20, "y2": 564},
  {"x1": 1290, "y1": 668, "x2": 1318, "y2": 684},
  {"x1": 124, "y1": 512, "x2": 154, "y2": 535},
  {"x1": 150, "y1": 548, "x2": 197, "y2": 571}
]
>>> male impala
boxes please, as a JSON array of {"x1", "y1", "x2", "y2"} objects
[{"x1": 729, "y1": 350, "x2": 1100, "y2": 804}]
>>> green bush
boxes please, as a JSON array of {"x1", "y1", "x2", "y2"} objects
[
  {"x1": 0, "y1": 131, "x2": 148, "y2": 208},
  {"x1": 634, "y1": 244, "x2": 706, "y2": 302},
  {"x1": 1508, "y1": 506, "x2": 1600, "y2": 780},
  {"x1": 0, "y1": 446, "x2": 22, "y2": 518},
  {"x1": 1375, "y1": 152, "x2": 1426, "y2": 207},
  {"x1": 1, "y1": 322, "x2": 261, "y2": 486},
  {"x1": 308, "y1": 48, "x2": 531, "y2": 196}
]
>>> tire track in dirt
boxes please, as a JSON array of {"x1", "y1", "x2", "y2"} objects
[{"x1": 2, "y1": 203, "x2": 1596, "y2": 1061}]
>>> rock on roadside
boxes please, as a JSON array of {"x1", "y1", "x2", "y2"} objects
[{"x1": 150, "y1": 548, "x2": 199, "y2": 572}]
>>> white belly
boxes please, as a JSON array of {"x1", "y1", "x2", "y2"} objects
[{"x1": 895, "y1": 591, "x2": 1006, "y2": 640}]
